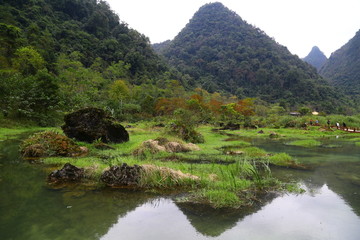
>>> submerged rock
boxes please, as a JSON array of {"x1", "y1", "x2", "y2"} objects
[
  {"x1": 219, "y1": 122, "x2": 240, "y2": 130},
  {"x1": 269, "y1": 132, "x2": 279, "y2": 138},
  {"x1": 101, "y1": 163, "x2": 142, "y2": 187},
  {"x1": 62, "y1": 108, "x2": 129, "y2": 143},
  {"x1": 48, "y1": 163, "x2": 85, "y2": 183}
]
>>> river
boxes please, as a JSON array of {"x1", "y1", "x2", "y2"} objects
[{"x1": 1, "y1": 134, "x2": 359, "y2": 239}]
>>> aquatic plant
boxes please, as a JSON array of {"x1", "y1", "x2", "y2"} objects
[
  {"x1": 269, "y1": 153, "x2": 294, "y2": 166},
  {"x1": 197, "y1": 189, "x2": 242, "y2": 208},
  {"x1": 286, "y1": 139, "x2": 321, "y2": 147}
]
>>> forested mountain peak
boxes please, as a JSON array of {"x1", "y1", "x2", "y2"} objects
[
  {"x1": 157, "y1": 2, "x2": 345, "y2": 111},
  {"x1": 303, "y1": 46, "x2": 327, "y2": 71},
  {"x1": 319, "y1": 30, "x2": 360, "y2": 95}
]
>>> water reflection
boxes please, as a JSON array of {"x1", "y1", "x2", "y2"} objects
[
  {"x1": 0, "y1": 138, "x2": 154, "y2": 240},
  {"x1": 1, "y1": 135, "x2": 360, "y2": 240},
  {"x1": 218, "y1": 184, "x2": 360, "y2": 240},
  {"x1": 100, "y1": 185, "x2": 360, "y2": 240}
]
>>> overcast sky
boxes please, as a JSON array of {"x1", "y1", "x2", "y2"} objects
[{"x1": 105, "y1": 0, "x2": 360, "y2": 58}]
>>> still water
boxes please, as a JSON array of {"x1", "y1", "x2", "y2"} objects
[{"x1": 1, "y1": 134, "x2": 360, "y2": 240}]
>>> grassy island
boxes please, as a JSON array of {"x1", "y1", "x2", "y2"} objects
[{"x1": 16, "y1": 123, "x2": 345, "y2": 209}]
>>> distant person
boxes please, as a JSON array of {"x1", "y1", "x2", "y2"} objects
[
  {"x1": 342, "y1": 122, "x2": 347, "y2": 131},
  {"x1": 336, "y1": 122, "x2": 340, "y2": 129},
  {"x1": 327, "y1": 120, "x2": 330, "y2": 128}
]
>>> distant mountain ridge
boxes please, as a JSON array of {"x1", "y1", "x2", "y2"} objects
[
  {"x1": 303, "y1": 46, "x2": 327, "y2": 71},
  {"x1": 320, "y1": 30, "x2": 360, "y2": 95},
  {"x1": 155, "y1": 2, "x2": 344, "y2": 111}
]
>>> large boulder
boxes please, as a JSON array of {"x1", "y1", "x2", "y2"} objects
[{"x1": 62, "y1": 108, "x2": 129, "y2": 143}]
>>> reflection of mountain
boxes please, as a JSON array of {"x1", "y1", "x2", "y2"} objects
[
  {"x1": 175, "y1": 194, "x2": 277, "y2": 237},
  {"x1": 0, "y1": 138, "x2": 153, "y2": 240},
  {"x1": 319, "y1": 162, "x2": 360, "y2": 216},
  {"x1": 272, "y1": 161, "x2": 360, "y2": 217}
]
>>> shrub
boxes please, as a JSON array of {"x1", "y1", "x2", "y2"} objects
[
  {"x1": 167, "y1": 122, "x2": 205, "y2": 143},
  {"x1": 21, "y1": 131, "x2": 85, "y2": 157}
]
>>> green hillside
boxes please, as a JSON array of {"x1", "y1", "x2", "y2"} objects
[
  {"x1": 0, "y1": 0, "x2": 167, "y2": 78},
  {"x1": 320, "y1": 30, "x2": 360, "y2": 95},
  {"x1": 0, "y1": 0, "x2": 184, "y2": 124},
  {"x1": 156, "y1": 2, "x2": 345, "y2": 111}
]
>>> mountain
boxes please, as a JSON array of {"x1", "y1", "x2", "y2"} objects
[
  {"x1": 156, "y1": 2, "x2": 344, "y2": 111},
  {"x1": 303, "y1": 46, "x2": 327, "y2": 71},
  {"x1": 320, "y1": 30, "x2": 360, "y2": 95},
  {"x1": 0, "y1": 0, "x2": 180, "y2": 123}
]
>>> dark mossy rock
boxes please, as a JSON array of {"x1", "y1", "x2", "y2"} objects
[
  {"x1": 101, "y1": 163, "x2": 142, "y2": 187},
  {"x1": 269, "y1": 132, "x2": 279, "y2": 138},
  {"x1": 48, "y1": 163, "x2": 84, "y2": 183},
  {"x1": 219, "y1": 122, "x2": 240, "y2": 130},
  {"x1": 62, "y1": 108, "x2": 129, "y2": 143}
]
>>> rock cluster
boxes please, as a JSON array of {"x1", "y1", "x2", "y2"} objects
[
  {"x1": 48, "y1": 163, "x2": 85, "y2": 183},
  {"x1": 100, "y1": 163, "x2": 142, "y2": 186}
]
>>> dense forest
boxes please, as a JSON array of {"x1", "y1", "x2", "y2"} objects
[
  {"x1": 156, "y1": 3, "x2": 351, "y2": 112},
  {"x1": 320, "y1": 29, "x2": 360, "y2": 96},
  {"x1": 0, "y1": 0, "x2": 190, "y2": 125},
  {"x1": 0, "y1": 0, "x2": 357, "y2": 127}
]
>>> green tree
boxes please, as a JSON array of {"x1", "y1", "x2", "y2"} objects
[
  {"x1": 12, "y1": 47, "x2": 45, "y2": 75},
  {"x1": 0, "y1": 23, "x2": 22, "y2": 67}
]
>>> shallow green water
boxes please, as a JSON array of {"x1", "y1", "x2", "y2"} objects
[{"x1": 1, "y1": 135, "x2": 360, "y2": 239}]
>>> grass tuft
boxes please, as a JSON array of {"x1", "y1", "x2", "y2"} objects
[{"x1": 286, "y1": 139, "x2": 321, "y2": 147}]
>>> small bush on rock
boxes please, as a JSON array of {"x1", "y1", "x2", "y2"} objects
[{"x1": 21, "y1": 131, "x2": 86, "y2": 157}]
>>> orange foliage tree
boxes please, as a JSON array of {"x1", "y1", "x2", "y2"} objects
[
  {"x1": 234, "y1": 98, "x2": 255, "y2": 116},
  {"x1": 155, "y1": 97, "x2": 186, "y2": 115}
]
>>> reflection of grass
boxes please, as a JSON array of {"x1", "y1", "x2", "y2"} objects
[
  {"x1": 287, "y1": 139, "x2": 321, "y2": 147},
  {"x1": 355, "y1": 142, "x2": 360, "y2": 147},
  {"x1": 349, "y1": 138, "x2": 360, "y2": 142}
]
